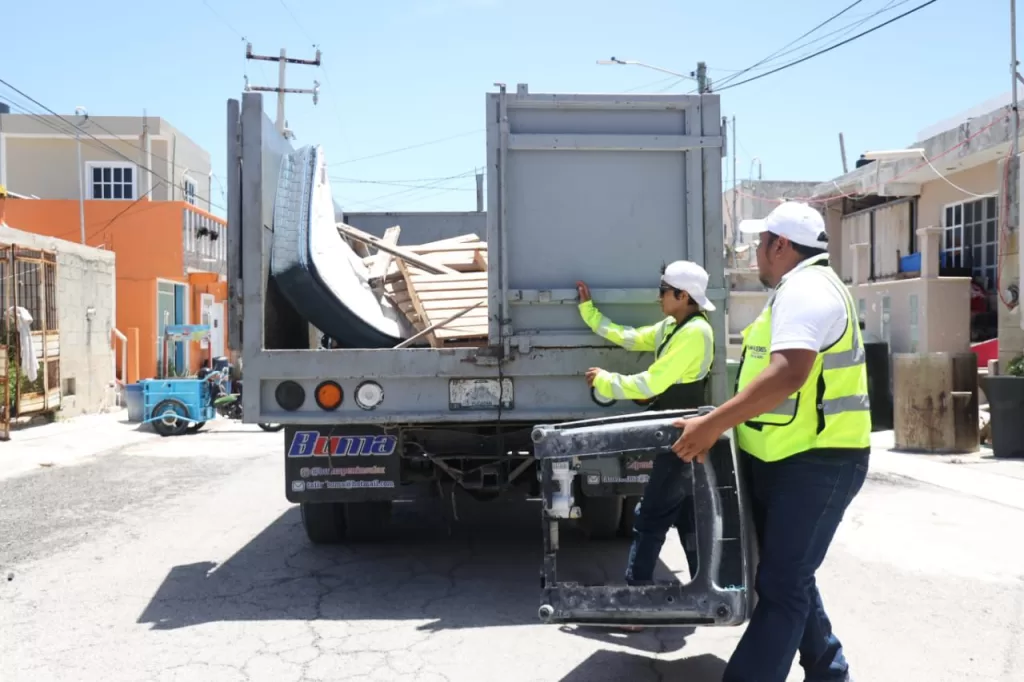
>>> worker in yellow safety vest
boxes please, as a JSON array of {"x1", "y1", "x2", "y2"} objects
[
  {"x1": 671, "y1": 201, "x2": 870, "y2": 682},
  {"x1": 576, "y1": 260, "x2": 716, "y2": 588}
]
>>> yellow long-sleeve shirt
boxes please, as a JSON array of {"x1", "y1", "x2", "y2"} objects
[{"x1": 578, "y1": 300, "x2": 714, "y2": 401}]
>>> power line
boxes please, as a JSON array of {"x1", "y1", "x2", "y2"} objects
[
  {"x1": 329, "y1": 130, "x2": 484, "y2": 166},
  {"x1": 716, "y1": 0, "x2": 942, "y2": 91},
  {"x1": 716, "y1": 0, "x2": 911, "y2": 88},
  {"x1": 714, "y1": 0, "x2": 868, "y2": 89}
]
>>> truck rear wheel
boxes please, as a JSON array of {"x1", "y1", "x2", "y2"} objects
[
  {"x1": 300, "y1": 501, "x2": 393, "y2": 544},
  {"x1": 619, "y1": 495, "x2": 641, "y2": 538},
  {"x1": 578, "y1": 495, "x2": 624, "y2": 541},
  {"x1": 344, "y1": 501, "x2": 392, "y2": 541},
  {"x1": 301, "y1": 502, "x2": 347, "y2": 544}
]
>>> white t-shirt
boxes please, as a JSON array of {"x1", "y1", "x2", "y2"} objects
[{"x1": 769, "y1": 260, "x2": 850, "y2": 353}]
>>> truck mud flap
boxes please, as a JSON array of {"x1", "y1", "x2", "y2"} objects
[
  {"x1": 532, "y1": 408, "x2": 757, "y2": 627},
  {"x1": 283, "y1": 425, "x2": 402, "y2": 503}
]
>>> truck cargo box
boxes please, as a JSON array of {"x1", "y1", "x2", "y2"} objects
[{"x1": 227, "y1": 84, "x2": 728, "y2": 428}]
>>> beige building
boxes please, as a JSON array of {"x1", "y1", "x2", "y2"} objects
[
  {"x1": 809, "y1": 96, "x2": 1020, "y2": 366},
  {"x1": 0, "y1": 108, "x2": 213, "y2": 213},
  {"x1": 722, "y1": 180, "x2": 822, "y2": 357}
]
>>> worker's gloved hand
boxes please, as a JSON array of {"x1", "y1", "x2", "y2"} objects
[{"x1": 576, "y1": 281, "x2": 591, "y2": 303}]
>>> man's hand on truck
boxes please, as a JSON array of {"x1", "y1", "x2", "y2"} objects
[{"x1": 575, "y1": 281, "x2": 591, "y2": 302}]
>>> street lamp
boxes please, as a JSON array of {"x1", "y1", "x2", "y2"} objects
[{"x1": 596, "y1": 57, "x2": 697, "y2": 81}]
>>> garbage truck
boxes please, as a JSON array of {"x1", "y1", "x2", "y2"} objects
[{"x1": 225, "y1": 83, "x2": 732, "y2": 546}]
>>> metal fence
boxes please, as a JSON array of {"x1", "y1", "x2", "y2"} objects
[{"x1": 0, "y1": 244, "x2": 61, "y2": 439}]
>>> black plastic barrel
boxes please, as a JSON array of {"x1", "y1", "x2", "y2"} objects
[
  {"x1": 981, "y1": 376, "x2": 1024, "y2": 458},
  {"x1": 864, "y1": 341, "x2": 893, "y2": 431}
]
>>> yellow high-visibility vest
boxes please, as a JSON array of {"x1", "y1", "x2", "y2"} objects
[{"x1": 735, "y1": 257, "x2": 871, "y2": 461}]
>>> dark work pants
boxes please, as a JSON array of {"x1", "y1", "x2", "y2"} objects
[
  {"x1": 624, "y1": 451, "x2": 699, "y2": 583},
  {"x1": 723, "y1": 448, "x2": 869, "y2": 682}
]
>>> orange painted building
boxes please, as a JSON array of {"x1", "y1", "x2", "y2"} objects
[{"x1": 3, "y1": 199, "x2": 229, "y2": 384}]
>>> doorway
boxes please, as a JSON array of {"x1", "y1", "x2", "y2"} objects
[{"x1": 156, "y1": 280, "x2": 189, "y2": 376}]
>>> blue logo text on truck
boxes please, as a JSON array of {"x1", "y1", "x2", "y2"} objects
[{"x1": 287, "y1": 432, "x2": 398, "y2": 458}]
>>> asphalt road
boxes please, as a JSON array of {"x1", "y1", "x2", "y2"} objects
[{"x1": 1, "y1": 422, "x2": 1023, "y2": 682}]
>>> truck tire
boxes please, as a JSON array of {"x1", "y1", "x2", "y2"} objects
[
  {"x1": 578, "y1": 495, "x2": 623, "y2": 541},
  {"x1": 301, "y1": 502, "x2": 347, "y2": 545},
  {"x1": 344, "y1": 501, "x2": 392, "y2": 541}
]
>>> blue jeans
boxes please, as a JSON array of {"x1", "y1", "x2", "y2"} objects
[
  {"x1": 723, "y1": 448, "x2": 869, "y2": 682},
  {"x1": 624, "y1": 451, "x2": 699, "y2": 583}
]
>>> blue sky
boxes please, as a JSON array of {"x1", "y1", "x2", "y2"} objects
[{"x1": 0, "y1": 0, "x2": 1015, "y2": 217}]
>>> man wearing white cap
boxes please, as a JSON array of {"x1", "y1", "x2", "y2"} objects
[
  {"x1": 671, "y1": 201, "x2": 869, "y2": 682},
  {"x1": 576, "y1": 259, "x2": 716, "y2": 590}
]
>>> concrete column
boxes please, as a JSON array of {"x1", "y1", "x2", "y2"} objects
[
  {"x1": 851, "y1": 243, "x2": 870, "y2": 285},
  {"x1": 916, "y1": 225, "x2": 944, "y2": 279}
]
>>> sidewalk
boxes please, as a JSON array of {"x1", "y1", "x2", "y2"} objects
[
  {"x1": 0, "y1": 409, "x2": 157, "y2": 481},
  {"x1": 868, "y1": 430, "x2": 1024, "y2": 511}
]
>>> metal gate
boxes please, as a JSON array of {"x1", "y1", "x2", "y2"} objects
[{"x1": 0, "y1": 244, "x2": 61, "y2": 439}]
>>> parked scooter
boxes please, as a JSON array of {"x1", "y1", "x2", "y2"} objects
[{"x1": 198, "y1": 359, "x2": 283, "y2": 433}]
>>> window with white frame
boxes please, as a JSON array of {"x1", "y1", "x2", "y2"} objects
[
  {"x1": 182, "y1": 176, "x2": 197, "y2": 206},
  {"x1": 942, "y1": 196, "x2": 998, "y2": 289},
  {"x1": 87, "y1": 162, "x2": 136, "y2": 200}
]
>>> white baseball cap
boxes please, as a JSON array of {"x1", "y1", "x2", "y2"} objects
[
  {"x1": 661, "y1": 260, "x2": 716, "y2": 311},
  {"x1": 739, "y1": 200, "x2": 828, "y2": 249}
]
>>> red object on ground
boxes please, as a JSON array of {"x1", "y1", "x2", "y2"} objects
[{"x1": 972, "y1": 337, "x2": 998, "y2": 368}]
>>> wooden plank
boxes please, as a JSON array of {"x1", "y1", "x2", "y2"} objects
[
  {"x1": 412, "y1": 234, "x2": 480, "y2": 249},
  {"x1": 368, "y1": 225, "x2": 401, "y2": 282},
  {"x1": 394, "y1": 301, "x2": 484, "y2": 349},
  {"x1": 407, "y1": 272, "x2": 488, "y2": 284},
  {"x1": 408, "y1": 243, "x2": 489, "y2": 254},
  {"x1": 394, "y1": 257, "x2": 438, "y2": 346},
  {"x1": 337, "y1": 223, "x2": 458, "y2": 275}
]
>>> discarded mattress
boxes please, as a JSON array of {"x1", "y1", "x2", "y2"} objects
[{"x1": 269, "y1": 144, "x2": 413, "y2": 348}]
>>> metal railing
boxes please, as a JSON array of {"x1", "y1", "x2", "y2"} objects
[{"x1": 182, "y1": 205, "x2": 227, "y2": 276}]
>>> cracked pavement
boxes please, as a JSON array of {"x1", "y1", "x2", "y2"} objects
[{"x1": 1, "y1": 418, "x2": 1023, "y2": 681}]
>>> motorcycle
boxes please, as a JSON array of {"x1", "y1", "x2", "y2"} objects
[{"x1": 198, "y1": 361, "x2": 284, "y2": 433}]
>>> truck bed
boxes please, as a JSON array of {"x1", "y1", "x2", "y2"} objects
[{"x1": 227, "y1": 84, "x2": 727, "y2": 426}]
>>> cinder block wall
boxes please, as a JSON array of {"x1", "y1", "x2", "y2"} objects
[{"x1": 0, "y1": 224, "x2": 117, "y2": 416}]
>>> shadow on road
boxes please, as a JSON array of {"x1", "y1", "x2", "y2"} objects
[
  {"x1": 559, "y1": 649, "x2": 727, "y2": 682},
  {"x1": 138, "y1": 495, "x2": 686, "y2": 633}
]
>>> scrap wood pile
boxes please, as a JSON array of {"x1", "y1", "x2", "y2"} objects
[{"x1": 337, "y1": 222, "x2": 489, "y2": 347}]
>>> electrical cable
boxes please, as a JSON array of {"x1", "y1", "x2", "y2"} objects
[
  {"x1": 329, "y1": 130, "x2": 484, "y2": 166},
  {"x1": 713, "y1": 0, "x2": 868, "y2": 89},
  {"x1": 0, "y1": 79, "x2": 227, "y2": 212},
  {"x1": 716, "y1": 0, "x2": 942, "y2": 92}
]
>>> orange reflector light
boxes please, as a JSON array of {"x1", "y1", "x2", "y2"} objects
[{"x1": 314, "y1": 381, "x2": 343, "y2": 411}]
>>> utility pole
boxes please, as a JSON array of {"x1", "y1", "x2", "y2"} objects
[
  {"x1": 245, "y1": 43, "x2": 321, "y2": 139},
  {"x1": 73, "y1": 106, "x2": 88, "y2": 244},
  {"x1": 731, "y1": 116, "x2": 738, "y2": 249},
  {"x1": 695, "y1": 62, "x2": 709, "y2": 93}
]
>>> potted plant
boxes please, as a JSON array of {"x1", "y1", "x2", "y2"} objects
[{"x1": 981, "y1": 354, "x2": 1024, "y2": 458}]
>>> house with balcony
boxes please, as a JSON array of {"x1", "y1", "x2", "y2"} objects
[
  {"x1": 0, "y1": 109, "x2": 228, "y2": 384},
  {"x1": 808, "y1": 94, "x2": 1021, "y2": 369}
]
